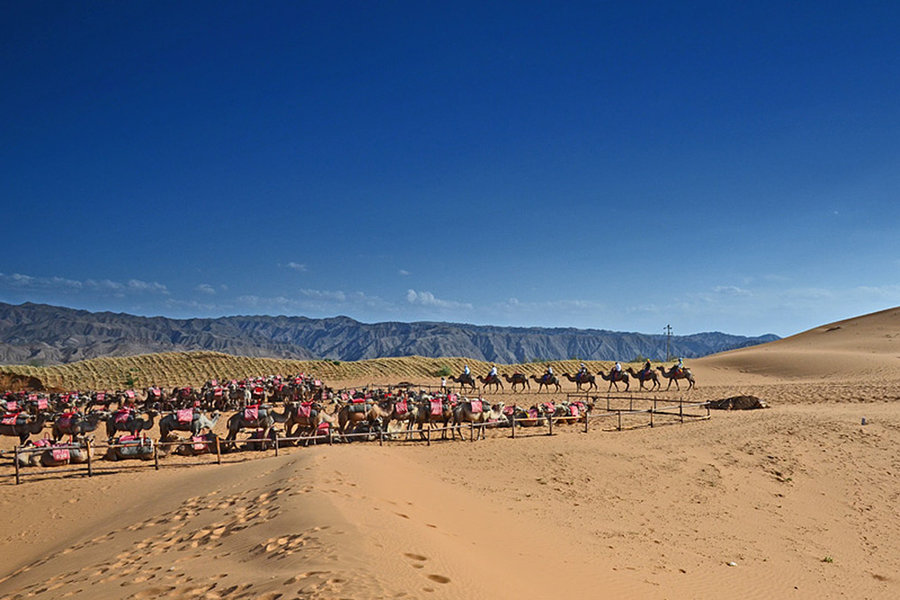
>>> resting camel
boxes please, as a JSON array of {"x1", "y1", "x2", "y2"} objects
[
  {"x1": 529, "y1": 374, "x2": 561, "y2": 393},
  {"x1": 657, "y1": 365, "x2": 696, "y2": 390},
  {"x1": 562, "y1": 372, "x2": 597, "y2": 392},
  {"x1": 0, "y1": 413, "x2": 46, "y2": 444},
  {"x1": 452, "y1": 399, "x2": 504, "y2": 440},
  {"x1": 625, "y1": 367, "x2": 661, "y2": 391},
  {"x1": 449, "y1": 374, "x2": 477, "y2": 393},
  {"x1": 477, "y1": 374, "x2": 504, "y2": 393},
  {"x1": 106, "y1": 409, "x2": 157, "y2": 438},
  {"x1": 502, "y1": 373, "x2": 530, "y2": 392},
  {"x1": 159, "y1": 409, "x2": 220, "y2": 439},
  {"x1": 283, "y1": 401, "x2": 338, "y2": 445},
  {"x1": 599, "y1": 370, "x2": 630, "y2": 392},
  {"x1": 335, "y1": 399, "x2": 392, "y2": 440}
]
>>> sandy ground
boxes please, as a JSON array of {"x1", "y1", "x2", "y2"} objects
[{"x1": 2, "y1": 309, "x2": 899, "y2": 599}]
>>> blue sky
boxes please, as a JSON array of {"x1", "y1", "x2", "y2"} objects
[{"x1": 2, "y1": 1, "x2": 899, "y2": 337}]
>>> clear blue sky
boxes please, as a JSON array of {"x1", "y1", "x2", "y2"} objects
[{"x1": 3, "y1": 1, "x2": 899, "y2": 337}]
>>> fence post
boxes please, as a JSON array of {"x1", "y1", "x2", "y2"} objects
[
  {"x1": 617, "y1": 411, "x2": 622, "y2": 431},
  {"x1": 14, "y1": 445, "x2": 20, "y2": 485},
  {"x1": 511, "y1": 414, "x2": 516, "y2": 439},
  {"x1": 427, "y1": 425, "x2": 431, "y2": 447},
  {"x1": 650, "y1": 406, "x2": 654, "y2": 428},
  {"x1": 470, "y1": 422, "x2": 474, "y2": 442},
  {"x1": 274, "y1": 434, "x2": 280, "y2": 456},
  {"x1": 215, "y1": 437, "x2": 221, "y2": 465},
  {"x1": 680, "y1": 402, "x2": 684, "y2": 423},
  {"x1": 584, "y1": 409, "x2": 589, "y2": 434},
  {"x1": 379, "y1": 428, "x2": 384, "y2": 446},
  {"x1": 87, "y1": 439, "x2": 93, "y2": 477},
  {"x1": 154, "y1": 442, "x2": 159, "y2": 471}
]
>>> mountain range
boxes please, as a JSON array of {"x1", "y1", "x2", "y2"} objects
[{"x1": 0, "y1": 302, "x2": 779, "y2": 366}]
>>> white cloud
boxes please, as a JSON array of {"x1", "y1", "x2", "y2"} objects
[
  {"x1": 406, "y1": 289, "x2": 473, "y2": 310},
  {"x1": 398, "y1": 269, "x2": 410, "y2": 276},
  {"x1": 285, "y1": 262, "x2": 308, "y2": 272},
  {"x1": 195, "y1": 284, "x2": 216, "y2": 295},
  {"x1": 0, "y1": 272, "x2": 168, "y2": 295}
]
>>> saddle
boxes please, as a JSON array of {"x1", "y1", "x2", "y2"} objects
[
  {"x1": 469, "y1": 400, "x2": 483, "y2": 414},
  {"x1": 176, "y1": 409, "x2": 194, "y2": 424},
  {"x1": 114, "y1": 409, "x2": 132, "y2": 424},
  {"x1": 430, "y1": 399, "x2": 444, "y2": 417},
  {"x1": 244, "y1": 405, "x2": 260, "y2": 420},
  {"x1": 5, "y1": 401, "x2": 18, "y2": 412},
  {"x1": 1, "y1": 413, "x2": 21, "y2": 426},
  {"x1": 394, "y1": 400, "x2": 408, "y2": 416},
  {"x1": 298, "y1": 402, "x2": 314, "y2": 418}
]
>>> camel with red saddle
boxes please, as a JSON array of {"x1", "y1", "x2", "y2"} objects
[
  {"x1": 158, "y1": 409, "x2": 220, "y2": 439},
  {"x1": 225, "y1": 404, "x2": 288, "y2": 441},
  {"x1": 52, "y1": 410, "x2": 106, "y2": 441},
  {"x1": 415, "y1": 395, "x2": 455, "y2": 439},
  {"x1": 477, "y1": 374, "x2": 504, "y2": 392},
  {"x1": 335, "y1": 398, "x2": 393, "y2": 440},
  {"x1": 106, "y1": 408, "x2": 157, "y2": 439},
  {"x1": 0, "y1": 412, "x2": 46, "y2": 444},
  {"x1": 452, "y1": 398, "x2": 505, "y2": 440}
]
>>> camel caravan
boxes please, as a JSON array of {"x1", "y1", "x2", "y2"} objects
[{"x1": 1, "y1": 361, "x2": 705, "y2": 476}]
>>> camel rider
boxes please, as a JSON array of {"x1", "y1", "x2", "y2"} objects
[
  {"x1": 463, "y1": 364, "x2": 470, "y2": 377},
  {"x1": 611, "y1": 361, "x2": 622, "y2": 380},
  {"x1": 643, "y1": 359, "x2": 652, "y2": 377},
  {"x1": 578, "y1": 362, "x2": 588, "y2": 377},
  {"x1": 489, "y1": 365, "x2": 498, "y2": 381},
  {"x1": 674, "y1": 357, "x2": 683, "y2": 375}
]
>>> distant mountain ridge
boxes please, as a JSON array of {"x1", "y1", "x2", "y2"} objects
[{"x1": 0, "y1": 302, "x2": 779, "y2": 366}]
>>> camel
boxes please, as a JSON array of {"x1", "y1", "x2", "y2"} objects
[
  {"x1": 706, "y1": 395, "x2": 766, "y2": 410},
  {"x1": 657, "y1": 365, "x2": 696, "y2": 390},
  {"x1": 562, "y1": 372, "x2": 597, "y2": 391},
  {"x1": 159, "y1": 409, "x2": 220, "y2": 439},
  {"x1": 529, "y1": 374, "x2": 561, "y2": 393},
  {"x1": 449, "y1": 374, "x2": 477, "y2": 393},
  {"x1": 283, "y1": 401, "x2": 339, "y2": 445},
  {"x1": 106, "y1": 409, "x2": 157, "y2": 438},
  {"x1": 335, "y1": 399, "x2": 393, "y2": 440},
  {"x1": 224, "y1": 404, "x2": 289, "y2": 441},
  {"x1": 477, "y1": 374, "x2": 504, "y2": 393},
  {"x1": 502, "y1": 373, "x2": 530, "y2": 392},
  {"x1": 382, "y1": 397, "x2": 420, "y2": 440},
  {"x1": 415, "y1": 396, "x2": 455, "y2": 440},
  {"x1": 625, "y1": 367, "x2": 660, "y2": 391},
  {"x1": 599, "y1": 370, "x2": 630, "y2": 392},
  {"x1": 15, "y1": 440, "x2": 92, "y2": 467},
  {"x1": 452, "y1": 399, "x2": 504, "y2": 440},
  {"x1": 0, "y1": 413, "x2": 46, "y2": 444},
  {"x1": 52, "y1": 410, "x2": 106, "y2": 441}
]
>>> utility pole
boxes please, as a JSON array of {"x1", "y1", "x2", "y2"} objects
[{"x1": 664, "y1": 324, "x2": 673, "y2": 361}]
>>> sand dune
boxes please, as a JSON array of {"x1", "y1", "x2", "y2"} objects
[{"x1": 2, "y1": 308, "x2": 900, "y2": 599}]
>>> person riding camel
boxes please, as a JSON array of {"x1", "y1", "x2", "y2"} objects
[
  {"x1": 463, "y1": 364, "x2": 470, "y2": 377},
  {"x1": 488, "y1": 365, "x2": 498, "y2": 382},
  {"x1": 611, "y1": 361, "x2": 622, "y2": 380},
  {"x1": 642, "y1": 359, "x2": 652, "y2": 377},
  {"x1": 673, "y1": 357, "x2": 684, "y2": 375},
  {"x1": 578, "y1": 362, "x2": 588, "y2": 378}
]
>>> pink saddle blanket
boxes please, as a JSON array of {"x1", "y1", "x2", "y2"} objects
[
  {"x1": 51, "y1": 448, "x2": 70, "y2": 462},
  {"x1": 394, "y1": 400, "x2": 408, "y2": 416},
  {"x1": 298, "y1": 403, "x2": 313, "y2": 418},
  {"x1": 244, "y1": 405, "x2": 259, "y2": 421},
  {"x1": 430, "y1": 400, "x2": 444, "y2": 417},
  {"x1": 37, "y1": 398, "x2": 48, "y2": 409},
  {"x1": 6, "y1": 401, "x2": 18, "y2": 412},
  {"x1": 469, "y1": 400, "x2": 483, "y2": 414},
  {"x1": 177, "y1": 409, "x2": 194, "y2": 423},
  {"x1": 2, "y1": 413, "x2": 19, "y2": 425},
  {"x1": 192, "y1": 436, "x2": 207, "y2": 451},
  {"x1": 114, "y1": 410, "x2": 131, "y2": 423}
]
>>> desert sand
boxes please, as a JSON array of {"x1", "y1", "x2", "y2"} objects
[{"x1": 1, "y1": 308, "x2": 899, "y2": 599}]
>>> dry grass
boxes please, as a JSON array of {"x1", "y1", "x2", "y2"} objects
[{"x1": 0, "y1": 352, "x2": 624, "y2": 390}]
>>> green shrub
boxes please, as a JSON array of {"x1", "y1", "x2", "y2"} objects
[{"x1": 435, "y1": 365, "x2": 453, "y2": 377}]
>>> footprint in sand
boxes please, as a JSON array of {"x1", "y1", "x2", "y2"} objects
[
  {"x1": 404, "y1": 553, "x2": 427, "y2": 561},
  {"x1": 427, "y1": 574, "x2": 451, "y2": 584}
]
